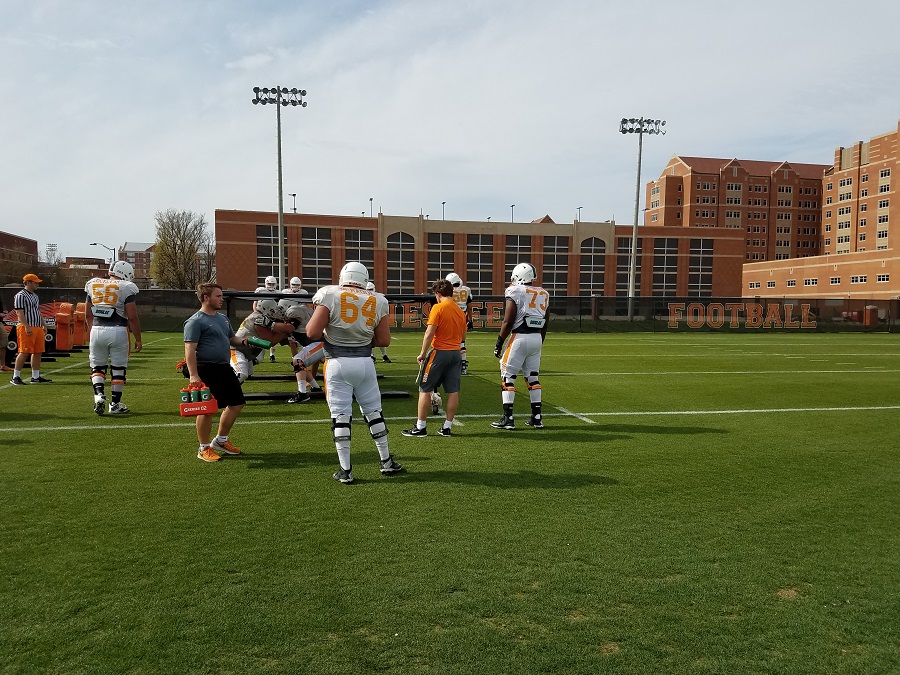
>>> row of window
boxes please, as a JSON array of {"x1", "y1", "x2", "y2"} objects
[{"x1": 748, "y1": 274, "x2": 890, "y2": 289}]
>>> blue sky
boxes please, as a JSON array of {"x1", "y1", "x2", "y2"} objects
[{"x1": 3, "y1": 0, "x2": 900, "y2": 260}]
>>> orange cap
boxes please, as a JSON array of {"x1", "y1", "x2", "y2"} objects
[{"x1": 23, "y1": 273, "x2": 42, "y2": 283}]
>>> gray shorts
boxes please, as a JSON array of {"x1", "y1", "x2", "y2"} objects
[{"x1": 418, "y1": 349, "x2": 462, "y2": 393}]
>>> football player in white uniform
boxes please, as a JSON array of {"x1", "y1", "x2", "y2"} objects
[
  {"x1": 446, "y1": 272, "x2": 473, "y2": 374},
  {"x1": 306, "y1": 262, "x2": 404, "y2": 484},
  {"x1": 254, "y1": 276, "x2": 279, "y2": 362},
  {"x1": 85, "y1": 261, "x2": 142, "y2": 415},
  {"x1": 491, "y1": 262, "x2": 549, "y2": 430},
  {"x1": 279, "y1": 278, "x2": 307, "y2": 359},
  {"x1": 288, "y1": 341, "x2": 325, "y2": 403},
  {"x1": 230, "y1": 299, "x2": 294, "y2": 384},
  {"x1": 366, "y1": 281, "x2": 392, "y2": 363}
]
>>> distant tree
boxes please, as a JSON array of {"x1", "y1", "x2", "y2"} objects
[{"x1": 151, "y1": 209, "x2": 213, "y2": 289}]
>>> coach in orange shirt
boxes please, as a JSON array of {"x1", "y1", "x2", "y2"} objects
[{"x1": 402, "y1": 279, "x2": 467, "y2": 437}]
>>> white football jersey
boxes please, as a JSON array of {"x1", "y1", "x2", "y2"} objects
[
  {"x1": 235, "y1": 310, "x2": 274, "y2": 350},
  {"x1": 312, "y1": 285, "x2": 389, "y2": 347},
  {"x1": 84, "y1": 276, "x2": 139, "y2": 323},
  {"x1": 451, "y1": 284, "x2": 473, "y2": 312},
  {"x1": 505, "y1": 283, "x2": 549, "y2": 332}
]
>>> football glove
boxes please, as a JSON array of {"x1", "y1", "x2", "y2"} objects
[
  {"x1": 466, "y1": 319, "x2": 473, "y2": 330},
  {"x1": 493, "y1": 337, "x2": 505, "y2": 359}
]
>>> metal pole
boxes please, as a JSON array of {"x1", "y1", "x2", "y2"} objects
[
  {"x1": 275, "y1": 90, "x2": 285, "y2": 289},
  {"x1": 627, "y1": 125, "x2": 644, "y2": 321}
]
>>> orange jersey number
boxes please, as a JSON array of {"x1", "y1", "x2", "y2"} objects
[
  {"x1": 339, "y1": 292, "x2": 377, "y2": 327},
  {"x1": 525, "y1": 288, "x2": 549, "y2": 312},
  {"x1": 89, "y1": 282, "x2": 120, "y2": 305}
]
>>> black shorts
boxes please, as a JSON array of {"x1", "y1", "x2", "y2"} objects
[
  {"x1": 197, "y1": 362, "x2": 245, "y2": 408},
  {"x1": 418, "y1": 349, "x2": 462, "y2": 394}
]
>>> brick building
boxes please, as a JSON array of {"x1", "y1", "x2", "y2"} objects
[
  {"x1": 0, "y1": 231, "x2": 38, "y2": 285},
  {"x1": 121, "y1": 242, "x2": 155, "y2": 285},
  {"x1": 215, "y1": 210, "x2": 746, "y2": 299}
]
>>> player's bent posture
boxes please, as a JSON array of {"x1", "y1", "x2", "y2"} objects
[
  {"x1": 184, "y1": 283, "x2": 250, "y2": 462},
  {"x1": 491, "y1": 262, "x2": 549, "y2": 430},
  {"x1": 230, "y1": 299, "x2": 295, "y2": 384},
  {"x1": 254, "y1": 276, "x2": 280, "y2": 362},
  {"x1": 445, "y1": 272, "x2": 473, "y2": 374},
  {"x1": 306, "y1": 262, "x2": 404, "y2": 484},
  {"x1": 85, "y1": 261, "x2": 142, "y2": 415},
  {"x1": 288, "y1": 341, "x2": 325, "y2": 403}
]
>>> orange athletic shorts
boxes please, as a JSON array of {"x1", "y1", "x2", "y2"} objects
[{"x1": 16, "y1": 325, "x2": 45, "y2": 354}]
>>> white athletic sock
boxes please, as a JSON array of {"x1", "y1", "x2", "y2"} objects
[{"x1": 416, "y1": 419, "x2": 427, "y2": 430}]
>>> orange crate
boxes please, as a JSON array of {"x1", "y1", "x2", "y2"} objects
[{"x1": 179, "y1": 398, "x2": 218, "y2": 417}]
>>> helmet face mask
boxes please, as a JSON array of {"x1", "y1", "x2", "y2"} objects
[
  {"x1": 256, "y1": 298, "x2": 280, "y2": 319},
  {"x1": 265, "y1": 275, "x2": 277, "y2": 290},
  {"x1": 109, "y1": 260, "x2": 135, "y2": 281},
  {"x1": 511, "y1": 262, "x2": 536, "y2": 285},
  {"x1": 445, "y1": 272, "x2": 462, "y2": 288},
  {"x1": 339, "y1": 261, "x2": 369, "y2": 289},
  {"x1": 289, "y1": 276, "x2": 303, "y2": 292}
]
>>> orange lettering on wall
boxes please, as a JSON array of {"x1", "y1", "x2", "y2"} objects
[
  {"x1": 763, "y1": 303, "x2": 783, "y2": 329},
  {"x1": 725, "y1": 303, "x2": 743, "y2": 328},
  {"x1": 801, "y1": 304, "x2": 817, "y2": 328},
  {"x1": 686, "y1": 303, "x2": 704, "y2": 328},
  {"x1": 484, "y1": 302, "x2": 505, "y2": 328},
  {"x1": 668, "y1": 303, "x2": 685, "y2": 328},
  {"x1": 783, "y1": 304, "x2": 800, "y2": 328},
  {"x1": 707, "y1": 303, "x2": 725, "y2": 328},
  {"x1": 746, "y1": 303, "x2": 763, "y2": 328},
  {"x1": 402, "y1": 303, "x2": 424, "y2": 328}
]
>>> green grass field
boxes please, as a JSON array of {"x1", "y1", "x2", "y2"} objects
[{"x1": 2, "y1": 331, "x2": 899, "y2": 674}]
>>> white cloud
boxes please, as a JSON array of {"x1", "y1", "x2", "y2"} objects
[{"x1": 2, "y1": 0, "x2": 900, "y2": 258}]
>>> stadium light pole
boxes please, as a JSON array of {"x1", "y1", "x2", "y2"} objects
[
  {"x1": 289, "y1": 193, "x2": 297, "y2": 214},
  {"x1": 576, "y1": 206, "x2": 583, "y2": 221},
  {"x1": 90, "y1": 242, "x2": 116, "y2": 264},
  {"x1": 442, "y1": 201, "x2": 446, "y2": 220},
  {"x1": 252, "y1": 86, "x2": 307, "y2": 289},
  {"x1": 510, "y1": 204, "x2": 515, "y2": 222},
  {"x1": 619, "y1": 117, "x2": 666, "y2": 320}
]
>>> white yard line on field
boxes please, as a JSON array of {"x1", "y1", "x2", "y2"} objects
[
  {"x1": 554, "y1": 406, "x2": 596, "y2": 424},
  {"x1": 5, "y1": 405, "x2": 899, "y2": 434}
]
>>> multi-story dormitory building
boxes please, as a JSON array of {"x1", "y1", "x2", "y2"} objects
[
  {"x1": 214, "y1": 210, "x2": 746, "y2": 299},
  {"x1": 643, "y1": 120, "x2": 900, "y2": 299}
]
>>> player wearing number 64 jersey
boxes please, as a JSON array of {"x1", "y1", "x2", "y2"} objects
[
  {"x1": 84, "y1": 261, "x2": 142, "y2": 415},
  {"x1": 491, "y1": 262, "x2": 549, "y2": 431},
  {"x1": 307, "y1": 262, "x2": 404, "y2": 484}
]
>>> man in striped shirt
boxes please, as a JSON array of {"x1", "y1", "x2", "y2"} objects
[{"x1": 11, "y1": 273, "x2": 51, "y2": 385}]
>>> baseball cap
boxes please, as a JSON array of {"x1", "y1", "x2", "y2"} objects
[{"x1": 23, "y1": 273, "x2": 43, "y2": 283}]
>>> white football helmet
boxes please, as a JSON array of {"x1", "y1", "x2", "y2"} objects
[
  {"x1": 256, "y1": 298, "x2": 280, "y2": 319},
  {"x1": 289, "y1": 276, "x2": 303, "y2": 292},
  {"x1": 445, "y1": 272, "x2": 462, "y2": 288},
  {"x1": 430, "y1": 391, "x2": 442, "y2": 415},
  {"x1": 511, "y1": 262, "x2": 536, "y2": 285},
  {"x1": 281, "y1": 302, "x2": 310, "y2": 322},
  {"x1": 365, "y1": 281, "x2": 376, "y2": 291},
  {"x1": 339, "y1": 261, "x2": 368, "y2": 288},
  {"x1": 264, "y1": 275, "x2": 277, "y2": 290},
  {"x1": 109, "y1": 260, "x2": 135, "y2": 281}
]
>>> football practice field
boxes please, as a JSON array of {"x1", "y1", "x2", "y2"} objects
[{"x1": 1, "y1": 331, "x2": 899, "y2": 674}]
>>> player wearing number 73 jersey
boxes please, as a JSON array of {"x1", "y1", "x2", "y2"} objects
[
  {"x1": 307, "y1": 262, "x2": 404, "y2": 484},
  {"x1": 491, "y1": 262, "x2": 549, "y2": 430},
  {"x1": 84, "y1": 260, "x2": 142, "y2": 416}
]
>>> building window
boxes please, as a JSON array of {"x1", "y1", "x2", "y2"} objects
[
  {"x1": 652, "y1": 237, "x2": 678, "y2": 297},
  {"x1": 466, "y1": 233, "x2": 494, "y2": 295},
  {"x1": 830, "y1": 277, "x2": 840, "y2": 285},
  {"x1": 850, "y1": 275, "x2": 867, "y2": 284},
  {"x1": 880, "y1": 168, "x2": 891, "y2": 178},
  {"x1": 301, "y1": 227, "x2": 332, "y2": 288},
  {"x1": 579, "y1": 237, "x2": 606, "y2": 295},
  {"x1": 505, "y1": 235, "x2": 532, "y2": 281},
  {"x1": 386, "y1": 231, "x2": 415, "y2": 294},
  {"x1": 878, "y1": 199, "x2": 890, "y2": 209},
  {"x1": 426, "y1": 232, "x2": 456, "y2": 282},
  {"x1": 688, "y1": 238, "x2": 713, "y2": 297},
  {"x1": 787, "y1": 279, "x2": 796, "y2": 287},
  {"x1": 615, "y1": 237, "x2": 642, "y2": 312},
  {"x1": 877, "y1": 274, "x2": 890, "y2": 282},
  {"x1": 344, "y1": 229, "x2": 375, "y2": 275},
  {"x1": 256, "y1": 224, "x2": 286, "y2": 284},
  {"x1": 803, "y1": 278, "x2": 818, "y2": 286},
  {"x1": 543, "y1": 235, "x2": 570, "y2": 296},
  {"x1": 748, "y1": 281, "x2": 761, "y2": 289},
  {"x1": 767, "y1": 280, "x2": 776, "y2": 288}
]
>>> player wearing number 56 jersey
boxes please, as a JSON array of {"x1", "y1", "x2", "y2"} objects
[
  {"x1": 307, "y1": 262, "x2": 404, "y2": 485},
  {"x1": 491, "y1": 262, "x2": 549, "y2": 430},
  {"x1": 84, "y1": 261, "x2": 142, "y2": 415}
]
